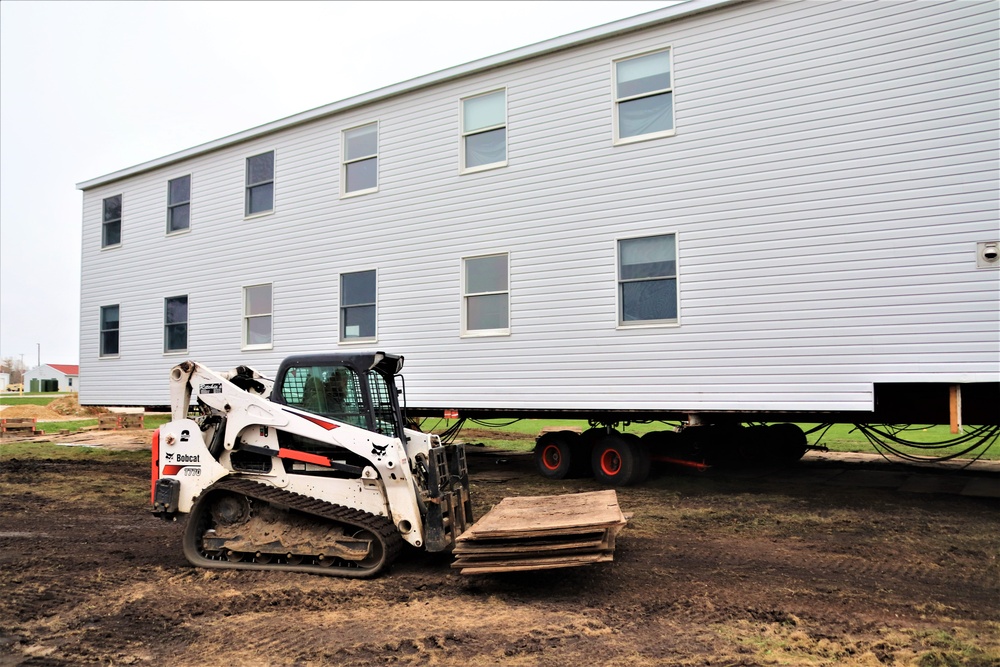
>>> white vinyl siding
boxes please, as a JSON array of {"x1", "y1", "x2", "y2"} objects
[
  {"x1": 461, "y1": 89, "x2": 507, "y2": 172},
  {"x1": 243, "y1": 284, "x2": 272, "y2": 349},
  {"x1": 77, "y1": 0, "x2": 999, "y2": 411}
]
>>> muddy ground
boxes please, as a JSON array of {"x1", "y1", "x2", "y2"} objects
[{"x1": 0, "y1": 444, "x2": 997, "y2": 667}]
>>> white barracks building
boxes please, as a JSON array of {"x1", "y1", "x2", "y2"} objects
[{"x1": 77, "y1": 0, "x2": 999, "y2": 424}]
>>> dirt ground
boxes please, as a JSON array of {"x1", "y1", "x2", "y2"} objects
[{"x1": 0, "y1": 442, "x2": 997, "y2": 667}]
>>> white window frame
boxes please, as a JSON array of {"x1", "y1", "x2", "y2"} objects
[
  {"x1": 612, "y1": 47, "x2": 675, "y2": 146},
  {"x1": 461, "y1": 252, "x2": 511, "y2": 337},
  {"x1": 166, "y1": 174, "x2": 192, "y2": 235},
  {"x1": 245, "y1": 150, "x2": 275, "y2": 218},
  {"x1": 99, "y1": 304, "x2": 120, "y2": 358},
  {"x1": 101, "y1": 194, "x2": 122, "y2": 249},
  {"x1": 341, "y1": 121, "x2": 379, "y2": 198},
  {"x1": 242, "y1": 283, "x2": 273, "y2": 350},
  {"x1": 615, "y1": 232, "x2": 680, "y2": 329},
  {"x1": 339, "y1": 269, "x2": 378, "y2": 344},
  {"x1": 460, "y1": 88, "x2": 508, "y2": 174},
  {"x1": 163, "y1": 295, "x2": 189, "y2": 354}
]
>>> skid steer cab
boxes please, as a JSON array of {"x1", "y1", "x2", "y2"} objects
[{"x1": 151, "y1": 352, "x2": 473, "y2": 578}]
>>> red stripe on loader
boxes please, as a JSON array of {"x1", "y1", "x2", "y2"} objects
[
  {"x1": 151, "y1": 429, "x2": 160, "y2": 503},
  {"x1": 162, "y1": 464, "x2": 186, "y2": 476},
  {"x1": 277, "y1": 448, "x2": 332, "y2": 467}
]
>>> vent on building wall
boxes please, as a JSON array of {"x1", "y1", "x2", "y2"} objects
[{"x1": 977, "y1": 241, "x2": 999, "y2": 269}]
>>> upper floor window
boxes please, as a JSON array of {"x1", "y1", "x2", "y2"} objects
[
  {"x1": 243, "y1": 283, "x2": 272, "y2": 349},
  {"x1": 167, "y1": 175, "x2": 191, "y2": 233},
  {"x1": 614, "y1": 49, "x2": 673, "y2": 144},
  {"x1": 463, "y1": 253, "x2": 509, "y2": 335},
  {"x1": 102, "y1": 195, "x2": 122, "y2": 247},
  {"x1": 618, "y1": 234, "x2": 678, "y2": 325},
  {"x1": 342, "y1": 123, "x2": 378, "y2": 195},
  {"x1": 340, "y1": 270, "x2": 376, "y2": 341},
  {"x1": 100, "y1": 305, "x2": 120, "y2": 356},
  {"x1": 164, "y1": 295, "x2": 188, "y2": 352},
  {"x1": 461, "y1": 89, "x2": 507, "y2": 172},
  {"x1": 246, "y1": 151, "x2": 274, "y2": 216}
]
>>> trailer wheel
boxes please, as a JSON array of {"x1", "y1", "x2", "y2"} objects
[
  {"x1": 591, "y1": 434, "x2": 649, "y2": 486},
  {"x1": 768, "y1": 423, "x2": 807, "y2": 465},
  {"x1": 534, "y1": 431, "x2": 578, "y2": 480}
]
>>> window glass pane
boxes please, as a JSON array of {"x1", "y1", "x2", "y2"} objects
[
  {"x1": 103, "y1": 195, "x2": 122, "y2": 222},
  {"x1": 464, "y1": 128, "x2": 506, "y2": 169},
  {"x1": 345, "y1": 124, "x2": 377, "y2": 160},
  {"x1": 165, "y1": 324, "x2": 187, "y2": 351},
  {"x1": 168, "y1": 176, "x2": 190, "y2": 204},
  {"x1": 245, "y1": 284, "x2": 271, "y2": 316},
  {"x1": 101, "y1": 331, "x2": 119, "y2": 356},
  {"x1": 101, "y1": 305, "x2": 119, "y2": 329},
  {"x1": 463, "y1": 91, "x2": 505, "y2": 132},
  {"x1": 341, "y1": 270, "x2": 376, "y2": 305},
  {"x1": 283, "y1": 366, "x2": 367, "y2": 428},
  {"x1": 165, "y1": 297, "x2": 187, "y2": 325},
  {"x1": 247, "y1": 182, "x2": 274, "y2": 214},
  {"x1": 246, "y1": 315, "x2": 272, "y2": 345},
  {"x1": 616, "y1": 51, "x2": 671, "y2": 98},
  {"x1": 620, "y1": 235, "x2": 676, "y2": 279},
  {"x1": 618, "y1": 92, "x2": 673, "y2": 138},
  {"x1": 247, "y1": 152, "x2": 274, "y2": 185},
  {"x1": 345, "y1": 158, "x2": 377, "y2": 193},
  {"x1": 467, "y1": 293, "x2": 509, "y2": 330},
  {"x1": 622, "y1": 279, "x2": 677, "y2": 322},
  {"x1": 168, "y1": 203, "x2": 190, "y2": 232},
  {"x1": 342, "y1": 305, "x2": 376, "y2": 339},
  {"x1": 465, "y1": 254, "x2": 508, "y2": 294},
  {"x1": 103, "y1": 220, "x2": 121, "y2": 247}
]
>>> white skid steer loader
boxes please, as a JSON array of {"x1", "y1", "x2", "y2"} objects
[{"x1": 152, "y1": 352, "x2": 473, "y2": 578}]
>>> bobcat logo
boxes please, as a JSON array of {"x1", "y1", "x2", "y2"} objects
[
  {"x1": 164, "y1": 452, "x2": 174, "y2": 462},
  {"x1": 371, "y1": 443, "x2": 388, "y2": 458}
]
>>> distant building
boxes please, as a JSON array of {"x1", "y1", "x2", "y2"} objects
[
  {"x1": 23, "y1": 364, "x2": 79, "y2": 393},
  {"x1": 0, "y1": 372, "x2": 10, "y2": 390}
]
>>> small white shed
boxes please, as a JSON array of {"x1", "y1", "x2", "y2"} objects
[{"x1": 23, "y1": 364, "x2": 79, "y2": 393}]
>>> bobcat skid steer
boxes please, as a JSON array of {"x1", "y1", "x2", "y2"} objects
[{"x1": 151, "y1": 352, "x2": 473, "y2": 578}]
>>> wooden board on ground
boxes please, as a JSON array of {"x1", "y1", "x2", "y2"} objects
[{"x1": 452, "y1": 489, "x2": 627, "y2": 574}]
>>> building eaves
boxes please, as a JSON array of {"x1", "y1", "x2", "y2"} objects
[{"x1": 76, "y1": 0, "x2": 743, "y2": 191}]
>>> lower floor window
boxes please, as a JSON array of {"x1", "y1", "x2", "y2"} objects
[
  {"x1": 463, "y1": 253, "x2": 509, "y2": 334},
  {"x1": 100, "y1": 305, "x2": 119, "y2": 356},
  {"x1": 243, "y1": 284, "x2": 272, "y2": 347},
  {"x1": 164, "y1": 295, "x2": 188, "y2": 352},
  {"x1": 341, "y1": 270, "x2": 376, "y2": 341},
  {"x1": 618, "y1": 234, "x2": 677, "y2": 324}
]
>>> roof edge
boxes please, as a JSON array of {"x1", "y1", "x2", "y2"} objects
[{"x1": 77, "y1": 0, "x2": 742, "y2": 191}]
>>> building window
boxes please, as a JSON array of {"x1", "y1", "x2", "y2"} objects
[
  {"x1": 340, "y1": 270, "x2": 376, "y2": 341},
  {"x1": 246, "y1": 151, "x2": 274, "y2": 216},
  {"x1": 614, "y1": 49, "x2": 673, "y2": 143},
  {"x1": 461, "y1": 89, "x2": 506, "y2": 172},
  {"x1": 243, "y1": 284, "x2": 272, "y2": 348},
  {"x1": 102, "y1": 195, "x2": 122, "y2": 247},
  {"x1": 167, "y1": 175, "x2": 191, "y2": 233},
  {"x1": 618, "y1": 234, "x2": 678, "y2": 325},
  {"x1": 164, "y1": 295, "x2": 188, "y2": 352},
  {"x1": 342, "y1": 123, "x2": 378, "y2": 195},
  {"x1": 100, "y1": 305, "x2": 120, "y2": 356},
  {"x1": 463, "y1": 253, "x2": 509, "y2": 334}
]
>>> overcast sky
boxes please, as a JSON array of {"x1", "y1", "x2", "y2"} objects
[{"x1": 0, "y1": 0, "x2": 672, "y2": 369}]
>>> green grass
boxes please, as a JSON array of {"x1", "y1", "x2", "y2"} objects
[
  {"x1": 0, "y1": 441, "x2": 148, "y2": 463},
  {"x1": 0, "y1": 394, "x2": 64, "y2": 406}
]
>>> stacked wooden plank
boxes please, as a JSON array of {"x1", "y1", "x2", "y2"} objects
[{"x1": 452, "y1": 489, "x2": 628, "y2": 574}]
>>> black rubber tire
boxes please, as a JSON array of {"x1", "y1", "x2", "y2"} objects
[
  {"x1": 621, "y1": 433, "x2": 651, "y2": 485},
  {"x1": 534, "y1": 431, "x2": 578, "y2": 479},
  {"x1": 768, "y1": 423, "x2": 807, "y2": 465},
  {"x1": 591, "y1": 433, "x2": 648, "y2": 487}
]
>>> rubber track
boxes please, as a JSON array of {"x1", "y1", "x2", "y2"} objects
[{"x1": 183, "y1": 476, "x2": 404, "y2": 578}]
